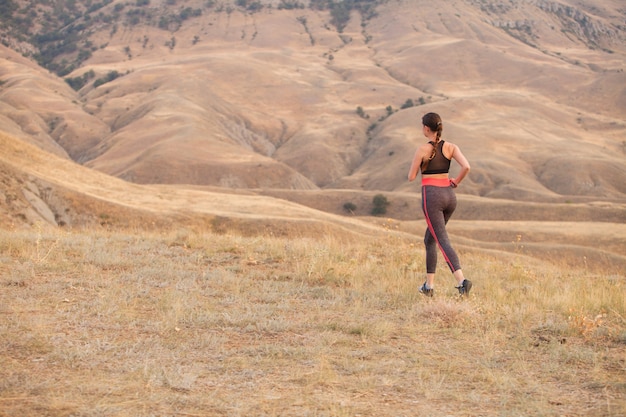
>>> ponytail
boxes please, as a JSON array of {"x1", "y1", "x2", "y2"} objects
[{"x1": 422, "y1": 112, "x2": 443, "y2": 162}]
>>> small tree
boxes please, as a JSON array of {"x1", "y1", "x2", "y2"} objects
[
  {"x1": 400, "y1": 98, "x2": 414, "y2": 109},
  {"x1": 356, "y1": 106, "x2": 369, "y2": 119},
  {"x1": 343, "y1": 202, "x2": 357, "y2": 214},
  {"x1": 65, "y1": 69, "x2": 95, "y2": 91},
  {"x1": 371, "y1": 194, "x2": 389, "y2": 216},
  {"x1": 93, "y1": 70, "x2": 120, "y2": 88}
]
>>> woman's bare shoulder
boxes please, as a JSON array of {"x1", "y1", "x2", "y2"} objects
[{"x1": 442, "y1": 140, "x2": 459, "y2": 157}]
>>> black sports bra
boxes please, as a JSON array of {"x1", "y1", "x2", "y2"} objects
[{"x1": 421, "y1": 140, "x2": 451, "y2": 174}]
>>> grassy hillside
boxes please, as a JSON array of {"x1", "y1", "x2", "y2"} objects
[{"x1": 0, "y1": 226, "x2": 624, "y2": 416}]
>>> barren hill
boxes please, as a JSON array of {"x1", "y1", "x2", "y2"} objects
[
  {"x1": 0, "y1": 129, "x2": 391, "y2": 238},
  {"x1": 2, "y1": 129, "x2": 625, "y2": 273},
  {"x1": 1, "y1": 0, "x2": 625, "y2": 202}
]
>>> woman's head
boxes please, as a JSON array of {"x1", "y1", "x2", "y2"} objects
[{"x1": 422, "y1": 112, "x2": 442, "y2": 140}]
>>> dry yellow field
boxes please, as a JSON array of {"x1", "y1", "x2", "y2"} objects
[{"x1": 0, "y1": 225, "x2": 624, "y2": 416}]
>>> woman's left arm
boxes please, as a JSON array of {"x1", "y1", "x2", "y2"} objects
[{"x1": 449, "y1": 143, "x2": 470, "y2": 186}]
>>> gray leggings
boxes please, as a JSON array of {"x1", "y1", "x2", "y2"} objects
[{"x1": 421, "y1": 185, "x2": 461, "y2": 273}]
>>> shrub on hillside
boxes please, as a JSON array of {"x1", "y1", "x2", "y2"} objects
[
  {"x1": 343, "y1": 202, "x2": 357, "y2": 214},
  {"x1": 371, "y1": 194, "x2": 389, "y2": 216},
  {"x1": 65, "y1": 69, "x2": 96, "y2": 91},
  {"x1": 93, "y1": 70, "x2": 120, "y2": 88}
]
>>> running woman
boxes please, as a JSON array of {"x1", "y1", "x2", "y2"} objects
[{"x1": 407, "y1": 112, "x2": 472, "y2": 297}]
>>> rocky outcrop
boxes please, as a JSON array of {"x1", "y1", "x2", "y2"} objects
[{"x1": 534, "y1": 0, "x2": 622, "y2": 45}]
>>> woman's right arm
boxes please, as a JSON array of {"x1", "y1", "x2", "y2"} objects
[{"x1": 408, "y1": 146, "x2": 425, "y2": 182}]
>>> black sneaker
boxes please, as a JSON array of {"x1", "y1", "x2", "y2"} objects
[
  {"x1": 456, "y1": 279, "x2": 472, "y2": 296},
  {"x1": 419, "y1": 282, "x2": 433, "y2": 297}
]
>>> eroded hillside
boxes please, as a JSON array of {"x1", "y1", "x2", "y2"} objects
[{"x1": 0, "y1": 0, "x2": 625, "y2": 202}]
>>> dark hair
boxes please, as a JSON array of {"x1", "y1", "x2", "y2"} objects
[
  {"x1": 422, "y1": 112, "x2": 443, "y2": 165},
  {"x1": 422, "y1": 112, "x2": 442, "y2": 140}
]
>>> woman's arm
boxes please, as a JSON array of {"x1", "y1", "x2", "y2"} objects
[
  {"x1": 408, "y1": 145, "x2": 427, "y2": 182},
  {"x1": 448, "y1": 143, "x2": 470, "y2": 186}
]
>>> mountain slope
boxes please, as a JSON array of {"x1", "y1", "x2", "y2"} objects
[
  {"x1": 0, "y1": 0, "x2": 625, "y2": 202},
  {"x1": 0, "y1": 129, "x2": 397, "y2": 240}
]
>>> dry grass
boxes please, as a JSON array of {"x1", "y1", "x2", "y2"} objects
[{"x1": 1, "y1": 226, "x2": 624, "y2": 417}]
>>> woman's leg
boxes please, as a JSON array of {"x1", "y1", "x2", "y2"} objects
[
  {"x1": 424, "y1": 228, "x2": 438, "y2": 275},
  {"x1": 422, "y1": 186, "x2": 461, "y2": 274},
  {"x1": 424, "y1": 228, "x2": 437, "y2": 289}
]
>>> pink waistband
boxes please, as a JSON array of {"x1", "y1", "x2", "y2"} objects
[{"x1": 421, "y1": 177, "x2": 451, "y2": 187}]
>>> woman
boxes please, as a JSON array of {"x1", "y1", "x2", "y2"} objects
[{"x1": 407, "y1": 112, "x2": 472, "y2": 297}]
